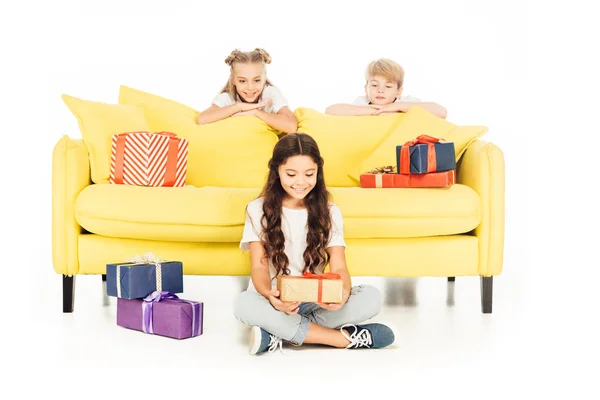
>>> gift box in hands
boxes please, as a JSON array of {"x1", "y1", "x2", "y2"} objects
[{"x1": 277, "y1": 272, "x2": 343, "y2": 303}]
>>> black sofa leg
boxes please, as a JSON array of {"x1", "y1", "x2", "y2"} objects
[
  {"x1": 481, "y1": 276, "x2": 493, "y2": 314},
  {"x1": 448, "y1": 277, "x2": 455, "y2": 282},
  {"x1": 102, "y1": 274, "x2": 109, "y2": 306},
  {"x1": 63, "y1": 275, "x2": 75, "y2": 313}
]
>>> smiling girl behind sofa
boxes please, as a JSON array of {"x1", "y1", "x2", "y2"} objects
[
  {"x1": 234, "y1": 132, "x2": 395, "y2": 355},
  {"x1": 196, "y1": 48, "x2": 297, "y2": 134}
]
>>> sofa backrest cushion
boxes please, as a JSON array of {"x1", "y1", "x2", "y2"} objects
[
  {"x1": 62, "y1": 94, "x2": 150, "y2": 184},
  {"x1": 118, "y1": 86, "x2": 278, "y2": 188},
  {"x1": 295, "y1": 107, "x2": 405, "y2": 187},
  {"x1": 348, "y1": 106, "x2": 488, "y2": 181}
]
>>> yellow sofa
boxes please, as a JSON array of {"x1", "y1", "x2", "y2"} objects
[{"x1": 53, "y1": 87, "x2": 505, "y2": 314}]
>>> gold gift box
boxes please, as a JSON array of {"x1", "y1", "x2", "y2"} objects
[{"x1": 277, "y1": 275, "x2": 343, "y2": 303}]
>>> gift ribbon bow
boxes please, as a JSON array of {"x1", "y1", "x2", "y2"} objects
[
  {"x1": 302, "y1": 272, "x2": 341, "y2": 303},
  {"x1": 399, "y1": 134, "x2": 442, "y2": 174},
  {"x1": 142, "y1": 291, "x2": 201, "y2": 337},
  {"x1": 116, "y1": 252, "x2": 164, "y2": 298}
]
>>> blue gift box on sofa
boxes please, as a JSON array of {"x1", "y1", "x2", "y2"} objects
[
  {"x1": 396, "y1": 135, "x2": 456, "y2": 175},
  {"x1": 106, "y1": 257, "x2": 183, "y2": 299}
]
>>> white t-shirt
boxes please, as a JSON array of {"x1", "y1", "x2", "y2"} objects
[
  {"x1": 212, "y1": 85, "x2": 288, "y2": 113},
  {"x1": 352, "y1": 95, "x2": 422, "y2": 106},
  {"x1": 240, "y1": 197, "x2": 347, "y2": 292}
]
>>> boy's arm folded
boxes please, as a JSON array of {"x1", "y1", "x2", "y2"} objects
[{"x1": 376, "y1": 101, "x2": 448, "y2": 119}]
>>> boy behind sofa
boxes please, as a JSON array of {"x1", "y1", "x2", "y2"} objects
[{"x1": 325, "y1": 58, "x2": 447, "y2": 119}]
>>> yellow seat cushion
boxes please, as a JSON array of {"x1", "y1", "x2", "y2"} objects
[
  {"x1": 349, "y1": 106, "x2": 488, "y2": 181},
  {"x1": 119, "y1": 86, "x2": 279, "y2": 188},
  {"x1": 75, "y1": 185, "x2": 261, "y2": 242},
  {"x1": 61, "y1": 94, "x2": 150, "y2": 184},
  {"x1": 295, "y1": 108, "x2": 405, "y2": 187},
  {"x1": 330, "y1": 186, "x2": 480, "y2": 238},
  {"x1": 75, "y1": 184, "x2": 480, "y2": 242}
]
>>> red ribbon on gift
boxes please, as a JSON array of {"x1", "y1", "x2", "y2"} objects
[
  {"x1": 155, "y1": 132, "x2": 179, "y2": 187},
  {"x1": 302, "y1": 272, "x2": 341, "y2": 303},
  {"x1": 399, "y1": 134, "x2": 442, "y2": 175},
  {"x1": 113, "y1": 131, "x2": 180, "y2": 186}
]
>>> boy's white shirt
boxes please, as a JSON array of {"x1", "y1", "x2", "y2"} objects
[
  {"x1": 240, "y1": 197, "x2": 346, "y2": 292},
  {"x1": 352, "y1": 95, "x2": 422, "y2": 105},
  {"x1": 212, "y1": 85, "x2": 288, "y2": 113}
]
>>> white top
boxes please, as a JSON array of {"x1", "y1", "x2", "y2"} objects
[
  {"x1": 212, "y1": 85, "x2": 288, "y2": 113},
  {"x1": 352, "y1": 95, "x2": 421, "y2": 105},
  {"x1": 240, "y1": 197, "x2": 347, "y2": 292}
]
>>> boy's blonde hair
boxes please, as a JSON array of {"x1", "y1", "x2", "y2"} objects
[
  {"x1": 221, "y1": 48, "x2": 274, "y2": 100},
  {"x1": 365, "y1": 59, "x2": 405, "y2": 88}
]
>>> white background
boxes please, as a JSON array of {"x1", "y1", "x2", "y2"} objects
[{"x1": 2, "y1": 0, "x2": 599, "y2": 398}]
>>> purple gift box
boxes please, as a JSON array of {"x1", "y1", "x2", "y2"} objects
[{"x1": 117, "y1": 291, "x2": 203, "y2": 340}]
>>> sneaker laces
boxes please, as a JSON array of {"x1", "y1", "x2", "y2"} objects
[
  {"x1": 267, "y1": 334, "x2": 284, "y2": 353},
  {"x1": 341, "y1": 324, "x2": 372, "y2": 349}
]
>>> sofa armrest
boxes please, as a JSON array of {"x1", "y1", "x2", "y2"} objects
[
  {"x1": 52, "y1": 135, "x2": 91, "y2": 275},
  {"x1": 457, "y1": 140, "x2": 505, "y2": 276}
]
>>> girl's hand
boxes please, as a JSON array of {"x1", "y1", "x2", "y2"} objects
[
  {"x1": 317, "y1": 288, "x2": 350, "y2": 311},
  {"x1": 238, "y1": 98, "x2": 272, "y2": 112},
  {"x1": 258, "y1": 98, "x2": 273, "y2": 109},
  {"x1": 233, "y1": 109, "x2": 258, "y2": 117},
  {"x1": 268, "y1": 289, "x2": 300, "y2": 315},
  {"x1": 317, "y1": 302, "x2": 344, "y2": 311}
]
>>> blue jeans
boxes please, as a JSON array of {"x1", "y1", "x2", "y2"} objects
[{"x1": 233, "y1": 284, "x2": 381, "y2": 345}]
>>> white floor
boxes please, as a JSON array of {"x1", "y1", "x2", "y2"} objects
[{"x1": 8, "y1": 259, "x2": 598, "y2": 399}]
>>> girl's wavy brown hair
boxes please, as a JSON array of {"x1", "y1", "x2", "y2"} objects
[{"x1": 258, "y1": 133, "x2": 332, "y2": 278}]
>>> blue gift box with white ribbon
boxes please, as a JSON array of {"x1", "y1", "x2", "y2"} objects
[{"x1": 106, "y1": 253, "x2": 183, "y2": 299}]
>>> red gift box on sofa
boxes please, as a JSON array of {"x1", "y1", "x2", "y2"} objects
[
  {"x1": 394, "y1": 170, "x2": 455, "y2": 188},
  {"x1": 360, "y1": 165, "x2": 398, "y2": 188},
  {"x1": 360, "y1": 170, "x2": 455, "y2": 188},
  {"x1": 360, "y1": 173, "x2": 397, "y2": 188},
  {"x1": 110, "y1": 131, "x2": 188, "y2": 187}
]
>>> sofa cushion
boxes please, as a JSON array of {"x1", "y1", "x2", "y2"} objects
[
  {"x1": 330, "y1": 185, "x2": 480, "y2": 238},
  {"x1": 75, "y1": 184, "x2": 480, "y2": 242},
  {"x1": 118, "y1": 86, "x2": 279, "y2": 188},
  {"x1": 76, "y1": 185, "x2": 261, "y2": 242},
  {"x1": 61, "y1": 94, "x2": 150, "y2": 184},
  {"x1": 349, "y1": 106, "x2": 488, "y2": 181},
  {"x1": 118, "y1": 85, "x2": 199, "y2": 130},
  {"x1": 295, "y1": 108, "x2": 405, "y2": 187}
]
